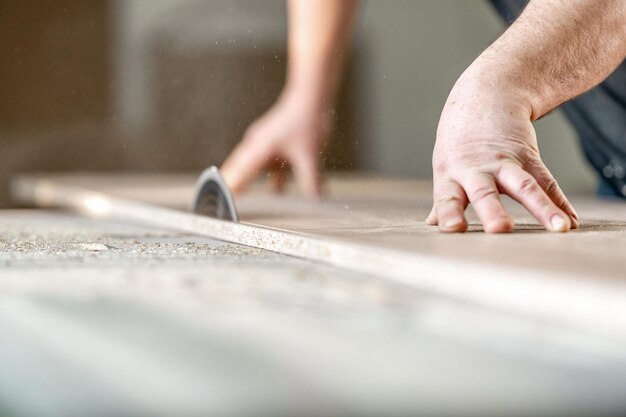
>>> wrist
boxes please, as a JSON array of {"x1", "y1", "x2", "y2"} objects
[
  {"x1": 451, "y1": 57, "x2": 538, "y2": 120},
  {"x1": 282, "y1": 77, "x2": 337, "y2": 114},
  {"x1": 275, "y1": 84, "x2": 336, "y2": 137},
  {"x1": 284, "y1": 61, "x2": 344, "y2": 109}
]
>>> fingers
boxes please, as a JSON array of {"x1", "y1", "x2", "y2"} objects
[
  {"x1": 222, "y1": 133, "x2": 323, "y2": 198},
  {"x1": 527, "y1": 164, "x2": 579, "y2": 229},
  {"x1": 425, "y1": 207, "x2": 437, "y2": 225},
  {"x1": 462, "y1": 174, "x2": 514, "y2": 233},
  {"x1": 432, "y1": 164, "x2": 575, "y2": 233},
  {"x1": 221, "y1": 131, "x2": 271, "y2": 194},
  {"x1": 271, "y1": 160, "x2": 288, "y2": 193},
  {"x1": 497, "y1": 163, "x2": 571, "y2": 232},
  {"x1": 431, "y1": 180, "x2": 468, "y2": 232},
  {"x1": 290, "y1": 147, "x2": 323, "y2": 199}
]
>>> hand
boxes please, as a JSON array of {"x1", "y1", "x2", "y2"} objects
[
  {"x1": 426, "y1": 72, "x2": 579, "y2": 233},
  {"x1": 221, "y1": 90, "x2": 331, "y2": 198}
]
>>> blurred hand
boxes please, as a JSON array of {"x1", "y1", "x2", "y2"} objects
[
  {"x1": 426, "y1": 73, "x2": 579, "y2": 233},
  {"x1": 221, "y1": 90, "x2": 332, "y2": 198}
]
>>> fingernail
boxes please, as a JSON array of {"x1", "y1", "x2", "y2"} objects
[{"x1": 550, "y1": 214, "x2": 568, "y2": 232}]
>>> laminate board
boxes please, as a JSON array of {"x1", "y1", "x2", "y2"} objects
[
  {"x1": 11, "y1": 173, "x2": 626, "y2": 341},
  {"x1": 1, "y1": 210, "x2": 626, "y2": 417}
]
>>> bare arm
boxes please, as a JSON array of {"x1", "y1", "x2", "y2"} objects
[
  {"x1": 429, "y1": 0, "x2": 626, "y2": 233},
  {"x1": 286, "y1": 0, "x2": 359, "y2": 110},
  {"x1": 222, "y1": 0, "x2": 360, "y2": 197},
  {"x1": 477, "y1": 0, "x2": 626, "y2": 119}
]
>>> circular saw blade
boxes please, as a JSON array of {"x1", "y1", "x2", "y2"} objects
[{"x1": 192, "y1": 166, "x2": 239, "y2": 222}]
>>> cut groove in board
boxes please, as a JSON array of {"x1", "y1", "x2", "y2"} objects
[{"x1": 10, "y1": 174, "x2": 626, "y2": 343}]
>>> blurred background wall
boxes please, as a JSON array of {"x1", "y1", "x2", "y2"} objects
[{"x1": 0, "y1": 0, "x2": 596, "y2": 206}]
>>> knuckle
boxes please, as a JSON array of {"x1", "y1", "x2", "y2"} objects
[
  {"x1": 471, "y1": 186, "x2": 498, "y2": 202},
  {"x1": 518, "y1": 177, "x2": 539, "y2": 195},
  {"x1": 436, "y1": 195, "x2": 463, "y2": 207},
  {"x1": 544, "y1": 178, "x2": 557, "y2": 192},
  {"x1": 493, "y1": 151, "x2": 512, "y2": 161},
  {"x1": 432, "y1": 158, "x2": 450, "y2": 175},
  {"x1": 558, "y1": 200, "x2": 572, "y2": 211}
]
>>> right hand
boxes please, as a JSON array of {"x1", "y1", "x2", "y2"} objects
[
  {"x1": 426, "y1": 70, "x2": 579, "y2": 233},
  {"x1": 221, "y1": 90, "x2": 332, "y2": 198}
]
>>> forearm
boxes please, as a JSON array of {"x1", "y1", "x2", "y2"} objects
[
  {"x1": 463, "y1": 0, "x2": 626, "y2": 120},
  {"x1": 285, "y1": 0, "x2": 360, "y2": 109}
]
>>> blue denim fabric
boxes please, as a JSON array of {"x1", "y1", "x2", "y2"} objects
[{"x1": 488, "y1": 0, "x2": 626, "y2": 198}]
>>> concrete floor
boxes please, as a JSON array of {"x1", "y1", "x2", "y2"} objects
[{"x1": 1, "y1": 209, "x2": 626, "y2": 416}]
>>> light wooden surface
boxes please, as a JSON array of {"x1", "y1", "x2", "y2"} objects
[
  {"x1": 1, "y1": 210, "x2": 625, "y2": 417},
  {"x1": 11, "y1": 173, "x2": 626, "y2": 340},
  {"x1": 17, "y1": 173, "x2": 626, "y2": 277},
  {"x1": 6, "y1": 173, "x2": 626, "y2": 416}
]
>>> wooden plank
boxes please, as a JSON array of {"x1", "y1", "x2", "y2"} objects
[
  {"x1": 10, "y1": 173, "x2": 626, "y2": 341},
  {"x1": 2, "y1": 209, "x2": 626, "y2": 416}
]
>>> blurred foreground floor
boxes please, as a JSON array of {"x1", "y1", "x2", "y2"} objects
[{"x1": 1, "y1": 209, "x2": 626, "y2": 417}]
